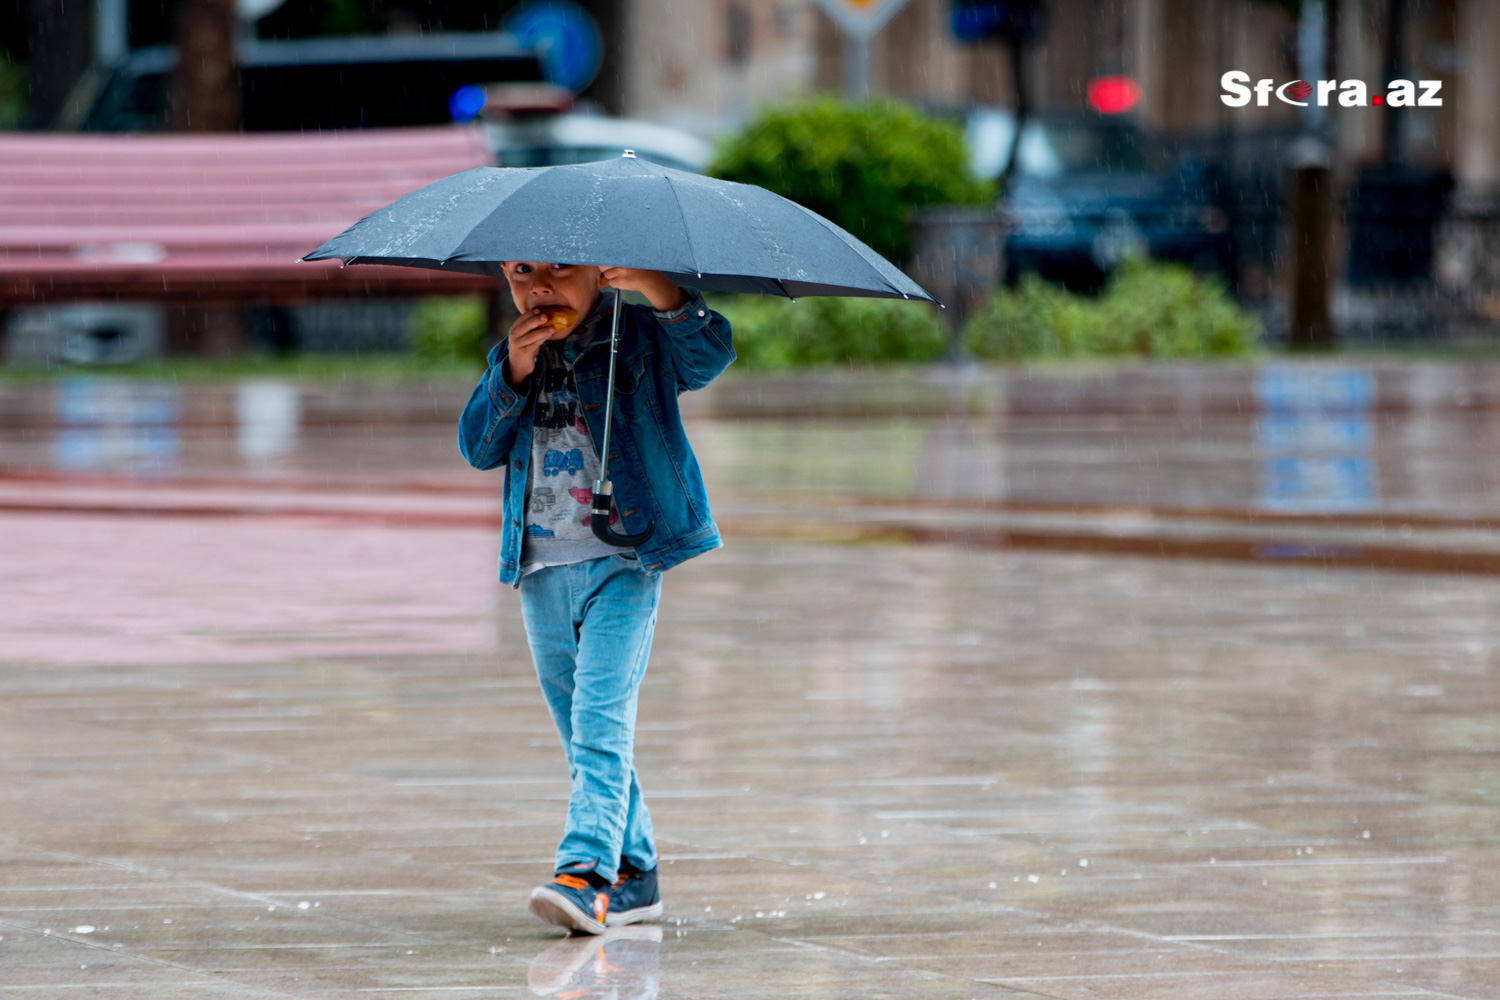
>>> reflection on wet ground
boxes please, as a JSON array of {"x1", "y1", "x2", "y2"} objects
[
  {"x1": 529, "y1": 927, "x2": 661, "y2": 998},
  {"x1": 5, "y1": 362, "x2": 1500, "y2": 575},
  {"x1": 2, "y1": 362, "x2": 1499, "y2": 998},
  {"x1": 6, "y1": 364, "x2": 1500, "y2": 513}
]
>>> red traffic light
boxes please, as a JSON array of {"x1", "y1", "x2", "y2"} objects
[{"x1": 1087, "y1": 76, "x2": 1140, "y2": 114}]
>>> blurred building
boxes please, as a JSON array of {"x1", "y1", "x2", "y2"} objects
[
  {"x1": 8, "y1": 0, "x2": 1500, "y2": 345},
  {"x1": 615, "y1": 0, "x2": 1496, "y2": 340}
]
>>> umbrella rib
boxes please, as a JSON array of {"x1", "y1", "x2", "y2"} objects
[
  {"x1": 661, "y1": 174, "x2": 701, "y2": 278},
  {"x1": 784, "y1": 200, "x2": 922, "y2": 301}
]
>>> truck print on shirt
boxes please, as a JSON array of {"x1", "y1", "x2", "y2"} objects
[
  {"x1": 522, "y1": 334, "x2": 622, "y2": 568},
  {"x1": 542, "y1": 448, "x2": 585, "y2": 477},
  {"x1": 530, "y1": 486, "x2": 556, "y2": 513}
]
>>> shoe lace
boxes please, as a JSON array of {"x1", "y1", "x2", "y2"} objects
[
  {"x1": 611, "y1": 870, "x2": 634, "y2": 890},
  {"x1": 554, "y1": 873, "x2": 591, "y2": 890}
]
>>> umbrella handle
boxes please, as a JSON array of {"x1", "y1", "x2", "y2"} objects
[
  {"x1": 589, "y1": 287, "x2": 653, "y2": 548},
  {"x1": 590, "y1": 480, "x2": 654, "y2": 547}
]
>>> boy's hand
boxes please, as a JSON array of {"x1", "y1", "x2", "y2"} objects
[
  {"x1": 600, "y1": 267, "x2": 689, "y2": 314},
  {"x1": 503, "y1": 309, "x2": 556, "y2": 387}
]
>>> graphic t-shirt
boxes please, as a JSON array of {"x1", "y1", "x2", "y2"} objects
[{"x1": 521, "y1": 331, "x2": 624, "y2": 574}]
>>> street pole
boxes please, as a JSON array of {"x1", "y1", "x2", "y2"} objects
[
  {"x1": 813, "y1": 0, "x2": 912, "y2": 102},
  {"x1": 844, "y1": 33, "x2": 871, "y2": 101},
  {"x1": 1298, "y1": 0, "x2": 1326, "y2": 136},
  {"x1": 94, "y1": 0, "x2": 128, "y2": 66},
  {"x1": 1288, "y1": 156, "x2": 1335, "y2": 350},
  {"x1": 1382, "y1": 0, "x2": 1406, "y2": 167},
  {"x1": 999, "y1": 30, "x2": 1029, "y2": 187}
]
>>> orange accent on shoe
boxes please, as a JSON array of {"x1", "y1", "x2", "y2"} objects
[
  {"x1": 554, "y1": 874, "x2": 590, "y2": 891},
  {"x1": 592, "y1": 892, "x2": 609, "y2": 922}
]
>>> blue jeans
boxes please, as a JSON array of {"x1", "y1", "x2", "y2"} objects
[{"x1": 518, "y1": 553, "x2": 661, "y2": 882}]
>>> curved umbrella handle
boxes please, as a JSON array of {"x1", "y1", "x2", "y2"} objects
[{"x1": 590, "y1": 481, "x2": 654, "y2": 548}]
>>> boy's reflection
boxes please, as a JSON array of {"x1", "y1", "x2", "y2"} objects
[{"x1": 528, "y1": 925, "x2": 661, "y2": 999}]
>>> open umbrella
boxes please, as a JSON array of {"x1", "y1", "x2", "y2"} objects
[{"x1": 302, "y1": 150, "x2": 937, "y2": 546}]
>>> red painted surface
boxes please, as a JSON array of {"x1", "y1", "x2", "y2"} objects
[
  {"x1": 0, "y1": 512, "x2": 502, "y2": 666},
  {"x1": 0, "y1": 126, "x2": 496, "y2": 305}
]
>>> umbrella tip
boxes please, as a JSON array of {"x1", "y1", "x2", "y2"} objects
[{"x1": 622, "y1": 149, "x2": 636, "y2": 158}]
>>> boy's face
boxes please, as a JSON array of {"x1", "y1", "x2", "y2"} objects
[{"x1": 501, "y1": 262, "x2": 602, "y2": 339}]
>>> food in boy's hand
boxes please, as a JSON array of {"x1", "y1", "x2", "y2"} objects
[{"x1": 538, "y1": 306, "x2": 578, "y2": 333}]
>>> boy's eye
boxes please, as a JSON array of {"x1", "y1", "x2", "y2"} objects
[
  {"x1": 511, "y1": 263, "x2": 532, "y2": 274},
  {"x1": 551, "y1": 264, "x2": 572, "y2": 272}
]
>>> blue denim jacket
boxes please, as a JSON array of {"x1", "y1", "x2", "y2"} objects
[{"x1": 458, "y1": 289, "x2": 734, "y2": 586}]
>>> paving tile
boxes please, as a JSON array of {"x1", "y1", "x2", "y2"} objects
[{"x1": 3, "y1": 490, "x2": 1500, "y2": 998}]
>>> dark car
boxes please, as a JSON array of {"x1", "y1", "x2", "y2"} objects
[
  {"x1": 967, "y1": 109, "x2": 1232, "y2": 292},
  {"x1": 67, "y1": 33, "x2": 544, "y2": 132}
]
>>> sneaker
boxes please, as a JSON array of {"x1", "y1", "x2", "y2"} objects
[
  {"x1": 605, "y1": 865, "x2": 662, "y2": 926},
  {"x1": 528, "y1": 873, "x2": 609, "y2": 935}
]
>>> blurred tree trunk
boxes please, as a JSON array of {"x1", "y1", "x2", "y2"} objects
[
  {"x1": 171, "y1": 0, "x2": 244, "y2": 356},
  {"x1": 26, "y1": 0, "x2": 92, "y2": 128},
  {"x1": 171, "y1": 0, "x2": 240, "y2": 131}
]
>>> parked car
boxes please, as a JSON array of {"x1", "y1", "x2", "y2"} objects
[
  {"x1": 3, "y1": 304, "x2": 162, "y2": 366},
  {"x1": 483, "y1": 114, "x2": 712, "y2": 174},
  {"x1": 966, "y1": 108, "x2": 1232, "y2": 291},
  {"x1": 65, "y1": 32, "x2": 545, "y2": 132}
]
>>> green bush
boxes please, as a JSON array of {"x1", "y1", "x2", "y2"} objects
[
  {"x1": 964, "y1": 256, "x2": 1258, "y2": 361},
  {"x1": 713, "y1": 294, "x2": 950, "y2": 370},
  {"x1": 409, "y1": 296, "x2": 488, "y2": 366},
  {"x1": 709, "y1": 98, "x2": 992, "y2": 265},
  {"x1": 0, "y1": 57, "x2": 27, "y2": 130}
]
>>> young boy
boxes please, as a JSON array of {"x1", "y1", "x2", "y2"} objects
[{"x1": 458, "y1": 262, "x2": 734, "y2": 935}]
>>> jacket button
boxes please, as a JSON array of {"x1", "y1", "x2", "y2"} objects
[
  {"x1": 697, "y1": 309, "x2": 706, "y2": 317},
  {"x1": 514, "y1": 460, "x2": 523, "y2": 470},
  {"x1": 512, "y1": 519, "x2": 520, "y2": 529}
]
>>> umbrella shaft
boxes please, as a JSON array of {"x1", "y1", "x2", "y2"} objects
[{"x1": 596, "y1": 289, "x2": 623, "y2": 488}]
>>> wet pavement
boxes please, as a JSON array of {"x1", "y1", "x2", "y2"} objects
[
  {"x1": 5, "y1": 361, "x2": 1500, "y2": 575},
  {"x1": 2, "y1": 361, "x2": 1500, "y2": 998}
]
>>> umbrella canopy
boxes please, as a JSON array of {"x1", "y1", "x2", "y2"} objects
[{"x1": 302, "y1": 153, "x2": 935, "y2": 303}]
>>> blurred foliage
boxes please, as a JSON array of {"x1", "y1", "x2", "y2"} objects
[
  {"x1": 709, "y1": 98, "x2": 993, "y2": 265},
  {"x1": 0, "y1": 57, "x2": 28, "y2": 129},
  {"x1": 964, "y1": 256, "x2": 1258, "y2": 361},
  {"x1": 323, "y1": 0, "x2": 375, "y2": 34},
  {"x1": 711, "y1": 294, "x2": 949, "y2": 369},
  {"x1": 253, "y1": 0, "x2": 512, "y2": 41},
  {"x1": 409, "y1": 296, "x2": 490, "y2": 367}
]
